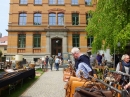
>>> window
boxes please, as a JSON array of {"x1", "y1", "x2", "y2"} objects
[
  {"x1": 87, "y1": 36, "x2": 93, "y2": 47},
  {"x1": 4, "y1": 47, "x2": 7, "y2": 50},
  {"x1": 49, "y1": 13, "x2": 64, "y2": 25},
  {"x1": 58, "y1": 13, "x2": 64, "y2": 25},
  {"x1": 19, "y1": 13, "x2": 27, "y2": 25},
  {"x1": 72, "y1": 13, "x2": 79, "y2": 25},
  {"x1": 86, "y1": 13, "x2": 92, "y2": 25},
  {"x1": 49, "y1": 0, "x2": 64, "y2": 4},
  {"x1": 85, "y1": 0, "x2": 91, "y2": 5},
  {"x1": 18, "y1": 34, "x2": 26, "y2": 48},
  {"x1": 34, "y1": 0, "x2": 42, "y2": 4},
  {"x1": 33, "y1": 34, "x2": 41, "y2": 47},
  {"x1": 34, "y1": 13, "x2": 41, "y2": 25},
  {"x1": 49, "y1": 0, "x2": 56, "y2": 4},
  {"x1": 20, "y1": 0, "x2": 27, "y2": 4},
  {"x1": 49, "y1": 13, "x2": 56, "y2": 25},
  {"x1": 71, "y1": 0, "x2": 78, "y2": 5},
  {"x1": 58, "y1": 0, "x2": 64, "y2": 4},
  {"x1": 72, "y1": 34, "x2": 79, "y2": 47}
]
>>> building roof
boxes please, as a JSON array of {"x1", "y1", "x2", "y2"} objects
[
  {"x1": 0, "y1": 36, "x2": 8, "y2": 42},
  {"x1": 0, "y1": 36, "x2": 8, "y2": 45}
]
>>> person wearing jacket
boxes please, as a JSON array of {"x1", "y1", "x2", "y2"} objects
[{"x1": 71, "y1": 47, "x2": 93, "y2": 78}]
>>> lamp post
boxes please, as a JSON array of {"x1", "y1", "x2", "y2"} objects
[
  {"x1": 117, "y1": 42, "x2": 121, "y2": 54},
  {"x1": 15, "y1": 54, "x2": 23, "y2": 69},
  {"x1": 114, "y1": 42, "x2": 121, "y2": 69}
]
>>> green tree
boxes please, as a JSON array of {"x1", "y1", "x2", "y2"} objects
[{"x1": 86, "y1": 0, "x2": 130, "y2": 53}]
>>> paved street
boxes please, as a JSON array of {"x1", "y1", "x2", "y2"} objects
[{"x1": 20, "y1": 68, "x2": 66, "y2": 97}]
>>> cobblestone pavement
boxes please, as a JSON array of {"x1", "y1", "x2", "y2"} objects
[{"x1": 20, "y1": 68, "x2": 66, "y2": 97}]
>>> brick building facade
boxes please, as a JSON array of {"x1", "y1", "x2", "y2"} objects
[{"x1": 7, "y1": 0, "x2": 97, "y2": 61}]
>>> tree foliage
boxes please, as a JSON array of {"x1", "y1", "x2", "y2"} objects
[{"x1": 86, "y1": 0, "x2": 130, "y2": 53}]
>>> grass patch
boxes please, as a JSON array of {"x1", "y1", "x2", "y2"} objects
[{"x1": 0, "y1": 68, "x2": 44, "y2": 97}]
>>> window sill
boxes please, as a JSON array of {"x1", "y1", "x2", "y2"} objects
[
  {"x1": 71, "y1": 4, "x2": 79, "y2": 6},
  {"x1": 18, "y1": 48, "x2": 25, "y2": 49},
  {"x1": 33, "y1": 24, "x2": 42, "y2": 26},
  {"x1": 34, "y1": 4, "x2": 42, "y2": 6},
  {"x1": 48, "y1": 25, "x2": 64, "y2": 26},
  {"x1": 18, "y1": 25, "x2": 27, "y2": 26},
  {"x1": 85, "y1": 5, "x2": 93, "y2": 7},
  {"x1": 72, "y1": 25, "x2": 80, "y2": 26},
  {"x1": 19, "y1": 4, "x2": 28, "y2": 6},
  {"x1": 49, "y1": 4, "x2": 65, "y2": 6},
  {"x1": 33, "y1": 47, "x2": 41, "y2": 49}
]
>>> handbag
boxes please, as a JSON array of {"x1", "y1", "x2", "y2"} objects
[{"x1": 74, "y1": 87, "x2": 112, "y2": 97}]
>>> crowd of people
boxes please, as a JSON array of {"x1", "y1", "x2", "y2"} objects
[
  {"x1": 36, "y1": 55, "x2": 63, "y2": 72},
  {"x1": 37, "y1": 47, "x2": 130, "y2": 92},
  {"x1": 65, "y1": 47, "x2": 130, "y2": 95}
]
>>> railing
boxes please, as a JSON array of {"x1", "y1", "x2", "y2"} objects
[
  {"x1": 17, "y1": 49, "x2": 25, "y2": 53},
  {"x1": 33, "y1": 48, "x2": 41, "y2": 53}
]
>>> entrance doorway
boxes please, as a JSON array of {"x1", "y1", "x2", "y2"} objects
[{"x1": 51, "y1": 38, "x2": 62, "y2": 56}]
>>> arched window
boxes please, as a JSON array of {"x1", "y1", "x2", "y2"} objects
[
  {"x1": 49, "y1": 0, "x2": 56, "y2": 4},
  {"x1": 49, "y1": 0, "x2": 64, "y2": 4},
  {"x1": 34, "y1": 0, "x2": 42, "y2": 4},
  {"x1": 19, "y1": 13, "x2": 27, "y2": 25},
  {"x1": 85, "y1": 0, "x2": 91, "y2": 5},
  {"x1": 20, "y1": 0, "x2": 28, "y2": 4},
  {"x1": 58, "y1": 0, "x2": 64, "y2": 4},
  {"x1": 49, "y1": 13, "x2": 56, "y2": 25},
  {"x1": 34, "y1": 13, "x2": 42, "y2": 25},
  {"x1": 72, "y1": 13, "x2": 79, "y2": 25},
  {"x1": 86, "y1": 13, "x2": 92, "y2": 25},
  {"x1": 58, "y1": 13, "x2": 64, "y2": 25},
  {"x1": 71, "y1": 0, "x2": 78, "y2": 5}
]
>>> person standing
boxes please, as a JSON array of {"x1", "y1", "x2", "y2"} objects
[
  {"x1": 116, "y1": 54, "x2": 130, "y2": 74},
  {"x1": 45, "y1": 56, "x2": 49, "y2": 71},
  {"x1": 101, "y1": 54, "x2": 106, "y2": 66},
  {"x1": 96, "y1": 53, "x2": 102, "y2": 66},
  {"x1": 55, "y1": 56, "x2": 60, "y2": 71},
  {"x1": 71, "y1": 47, "x2": 93, "y2": 78},
  {"x1": 42, "y1": 56, "x2": 46, "y2": 72},
  {"x1": 116, "y1": 54, "x2": 130, "y2": 84},
  {"x1": 49, "y1": 56, "x2": 54, "y2": 71},
  {"x1": 60, "y1": 56, "x2": 63, "y2": 65},
  {"x1": 90, "y1": 55, "x2": 96, "y2": 67}
]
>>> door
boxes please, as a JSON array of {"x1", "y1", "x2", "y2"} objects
[{"x1": 51, "y1": 38, "x2": 62, "y2": 56}]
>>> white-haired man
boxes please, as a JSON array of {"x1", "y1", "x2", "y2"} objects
[{"x1": 71, "y1": 47, "x2": 93, "y2": 78}]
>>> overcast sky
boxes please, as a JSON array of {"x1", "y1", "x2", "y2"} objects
[{"x1": 0, "y1": 1, "x2": 10, "y2": 37}]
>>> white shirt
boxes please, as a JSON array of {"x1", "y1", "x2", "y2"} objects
[{"x1": 55, "y1": 58, "x2": 60, "y2": 63}]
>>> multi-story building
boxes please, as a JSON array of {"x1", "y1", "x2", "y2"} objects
[
  {"x1": 0, "y1": 33, "x2": 8, "y2": 57},
  {"x1": 7, "y1": 0, "x2": 97, "y2": 61}
]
